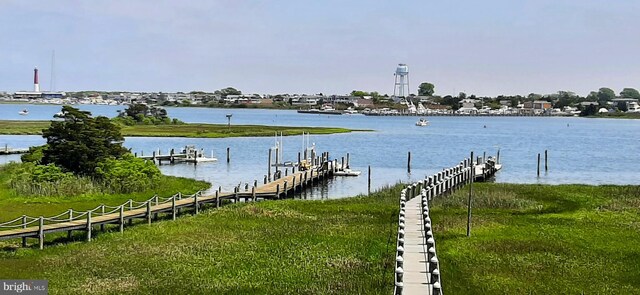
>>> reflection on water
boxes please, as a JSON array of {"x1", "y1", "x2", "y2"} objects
[{"x1": 1, "y1": 104, "x2": 639, "y2": 199}]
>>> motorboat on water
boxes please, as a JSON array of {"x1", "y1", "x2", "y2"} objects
[
  {"x1": 334, "y1": 168, "x2": 361, "y2": 176},
  {"x1": 18, "y1": 109, "x2": 29, "y2": 116},
  {"x1": 415, "y1": 118, "x2": 429, "y2": 126},
  {"x1": 343, "y1": 107, "x2": 358, "y2": 114}
]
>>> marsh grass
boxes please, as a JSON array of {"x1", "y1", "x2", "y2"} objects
[
  {"x1": 0, "y1": 185, "x2": 401, "y2": 294},
  {"x1": 0, "y1": 120, "x2": 365, "y2": 137},
  {"x1": 430, "y1": 183, "x2": 640, "y2": 294}
]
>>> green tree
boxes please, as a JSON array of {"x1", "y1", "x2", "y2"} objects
[
  {"x1": 597, "y1": 87, "x2": 616, "y2": 103},
  {"x1": 350, "y1": 90, "x2": 370, "y2": 97},
  {"x1": 42, "y1": 106, "x2": 128, "y2": 176},
  {"x1": 214, "y1": 87, "x2": 242, "y2": 97},
  {"x1": 620, "y1": 88, "x2": 640, "y2": 99},
  {"x1": 418, "y1": 82, "x2": 435, "y2": 96}
]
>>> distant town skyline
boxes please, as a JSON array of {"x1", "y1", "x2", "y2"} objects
[{"x1": 1, "y1": 0, "x2": 639, "y2": 97}]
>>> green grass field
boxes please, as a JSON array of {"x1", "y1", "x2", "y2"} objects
[
  {"x1": 0, "y1": 120, "x2": 362, "y2": 137},
  {"x1": 1, "y1": 179, "x2": 639, "y2": 294},
  {"x1": 0, "y1": 185, "x2": 400, "y2": 295},
  {"x1": 430, "y1": 183, "x2": 640, "y2": 294}
]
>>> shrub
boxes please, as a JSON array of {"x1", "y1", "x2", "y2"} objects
[
  {"x1": 95, "y1": 155, "x2": 161, "y2": 193},
  {"x1": 21, "y1": 145, "x2": 47, "y2": 164}
]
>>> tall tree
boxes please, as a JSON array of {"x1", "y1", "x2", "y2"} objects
[
  {"x1": 42, "y1": 106, "x2": 128, "y2": 175},
  {"x1": 620, "y1": 88, "x2": 640, "y2": 99},
  {"x1": 597, "y1": 87, "x2": 616, "y2": 103},
  {"x1": 418, "y1": 82, "x2": 435, "y2": 96}
]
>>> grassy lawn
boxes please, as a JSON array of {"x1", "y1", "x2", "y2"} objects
[
  {"x1": 0, "y1": 185, "x2": 400, "y2": 295},
  {"x1": 0, "y1": 120, "x2": 363, "y2": 137},
  {"x1": 430, "y1": 183, "x2": 640, "y2": 294}
]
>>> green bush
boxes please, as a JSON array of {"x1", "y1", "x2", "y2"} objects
[
  {"x1": 8, "y1": 163, "x2": 100, "y2": 197},
  {"x1": 95, "y1": 155, "x2": 161, "y2": 193},
  {"x1": 20, "y1": 145, "x2": 47, "y2": 163}
]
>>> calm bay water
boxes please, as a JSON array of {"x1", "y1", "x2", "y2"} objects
[{"x1": 1, "y1": 103, "x2": 638, "y2": 198}]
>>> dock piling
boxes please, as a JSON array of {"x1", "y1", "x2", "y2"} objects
[
  {"x1": 407, "y1": 151, "x2": 411, "y2": 174},
  {"x1": 368, "y1": 165, "x2": 371, "y2": 195},
  {"x1": 537, "y1": 153, "x2": 541, "y2": 177},
  {"x1": 227, "y1": 147, "x2": 230, "y2": 163},
  {"x1": 545, "y1": 149, "x2": 548, "y2": 172},
  {"x1": 268, "y1": 148, "x2": 272, "y2": 182}
]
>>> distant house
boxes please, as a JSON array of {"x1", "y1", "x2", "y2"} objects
[
  {"x1": 291, "y1": 95, "x2": 321, "y2": 106},
  {"x1": 523, "y1": 100, "x2": 552, "y2": 114},
  {"x1": 225, "y1": 94, "x2": 263, "y2": 104},
  {"x1": 459, "y1": 99, "x2": 477, "y2": 109}
]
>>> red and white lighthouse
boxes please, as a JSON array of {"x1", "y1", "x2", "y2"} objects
[{"x1": 33, "y1": 67, "x2": 40, "y2": 92}]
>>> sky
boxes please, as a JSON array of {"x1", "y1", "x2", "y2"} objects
[{"x1": 0, "y1": 0, "x2": 639, "y2": 97}]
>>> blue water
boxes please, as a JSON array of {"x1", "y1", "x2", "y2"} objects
[{"x1": 1, "y1": 104, "x2": 638, "y2": 198}]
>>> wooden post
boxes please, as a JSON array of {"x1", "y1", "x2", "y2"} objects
[
  {"x1": 86, "y1": 211, "x2": 92, "y2": 242},
  {"x1": 268, "y1": 148, "x2": 272, "y2": 182},
  {"x1": 67, "y1": 209, "x2": 73, "y2": 240},
  {"x1": 119, "y1": 205, "x2": 124, "y2": 233},
  {"x1": 276, "y1": 184, "x2": 280, "y2": 199},
  {"x1": 21, "y1": 215, "x2": 27, "y2": 247},
  {"x1": 234, "y1": 187, "x2": 239, "y2": 203},
  {"x1": 127, "y1": 200, "x2": 133, "y2": 225},
  {"x1": 227, "y1": 147, "x2": 230, "y2": 163},
  {"x1": 284, "y1": 181, "x2": 288, "y2": 197},
  {"x1": 172, "y1": 196, "x2": 177, "y2": 220},
  {"x1": 264, "y1": 175, "x2": 267, "y2": 184},
  {"x1": 252, "y1": 186, "x2": 256, "y2": 202},
  {"x1": 154, "y1": 195, "x2": 159, "y2": 219},
  {"x1": 467, "y1": 151, "x2": 474, "y2": 237},
  {"x1": 368, "y1": 165, "x2": 371, "y2": 195},
  {"x1": 194, "y1": 192, "x2": 199, "y2": 214},
  {"x1": 275, "y1": 146, "x2": 280, "y2": 176},
  {"x1": 545, "y1": 149, "x2": 548, "y2": 172},
  {"x1": 254, "y1": 180, "x2": 258, "y2": 188},
  {"x1": 100, "y1": 205, "x2": 105, "y2": 232},
  {"x1": 215, "y1": 190, "x2": 220, "y2": 208},
  {"x1": 407, "y1": 151, "x2": 411, "y2": 173},
  {"x1": 38, "y1": 216, "x2": 44, "y2": 249},
  {"x1": 297, "y1": 152, "x2": 301, "y2": 167},
  {"x1": 341, "y1": 156, "x2": 345, "y2": 170},
  {"x1": 170, "y1": 148, "x2": 175, "y2": 164},
  {"x1": 346, "y1": 153, "x2": 350, "y2": 169},
  {"x1": 292, "y1": 177, "x2": 297, "y2": 194},
  {"x1": 537, "y1": 153, "x2": 541, "y2": 177},
  {"x1": 146, "y1": 201, "x2": 152, "y2": 225},
  {"x1": 497, "y1": 148, "x2": 500, "y2": 165}
]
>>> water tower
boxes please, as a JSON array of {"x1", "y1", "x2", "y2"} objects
[{"x1": 393, "y1": 63, "x2": 409, "y2": 99}]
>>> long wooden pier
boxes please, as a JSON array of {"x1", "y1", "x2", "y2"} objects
[
  {"x1": 0, "y1": 145, "x2": 28, "y2": 155},
  {"x1": 0, "y1": 159, "x2": 340, "y2": 249}
]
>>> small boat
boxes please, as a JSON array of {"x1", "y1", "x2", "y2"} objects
[
  {"x1": 334, "y1": 168, "x2": 361, "y2": 176},
  {"x1": 18, "y1": 109, "x2": 29, "y2": 116},
  {"x1": 343, "y1": 107, "x2": 358, "y2": 114},
  {"x1": 415, "y1": 118, "x2": 429, "y2": 126}
]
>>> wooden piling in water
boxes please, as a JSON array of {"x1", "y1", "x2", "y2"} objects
[
  {"x1": 537, "y1": 153, "x2": 541, "y2": 177},
  {"x1": 268, "y1": 148, "x2": 272, "y2": 182},
  {"x1": 368, "y1": 165, "x2": 371, "y2": 195},
  {"x1": 545, "y1": 149, "x2": 548, "y2": 172},
  {"x1": 407, "y1": 151, "x2": 411, "y2": 173},
  {"x1": 227, "y1": 147, "x2": 230, "y2": 163},
  {"x1": 346, "y1": 153, "x2": 350, "y2": 169}
]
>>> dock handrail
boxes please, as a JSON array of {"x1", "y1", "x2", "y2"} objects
[{"x1": 0, "y1": 190, "x2": 204, "y2": 230}]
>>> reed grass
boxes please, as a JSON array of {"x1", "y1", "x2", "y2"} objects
[
  {"x1": 0, "y1": 120, "x2": 365, "y2": 137},
  {"x1": 430, "y1": 183, "x2": 640, "y2": 294}
]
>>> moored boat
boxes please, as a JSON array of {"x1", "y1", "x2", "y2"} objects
[{"x1": 415, "y1": 118, "x2": 429, "y2": 126}]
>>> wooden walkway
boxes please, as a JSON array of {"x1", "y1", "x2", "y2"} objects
[
  {"x1": 0, "y1": 161, "x2": 338, "y2": 249},
  {"x1": 401, "y1": 195, "x2": 431, "y2": 293},
  {"x1": 395, "y1": 155, "x2": 502, "y2": 294}
]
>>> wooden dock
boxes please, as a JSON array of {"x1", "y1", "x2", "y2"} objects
[
  {"x1": 0, "y1": 145, "x2": 28, "y2": 155},
  {"x1": 0, "y1": 159, "x2": 340, "y2": 249}
]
